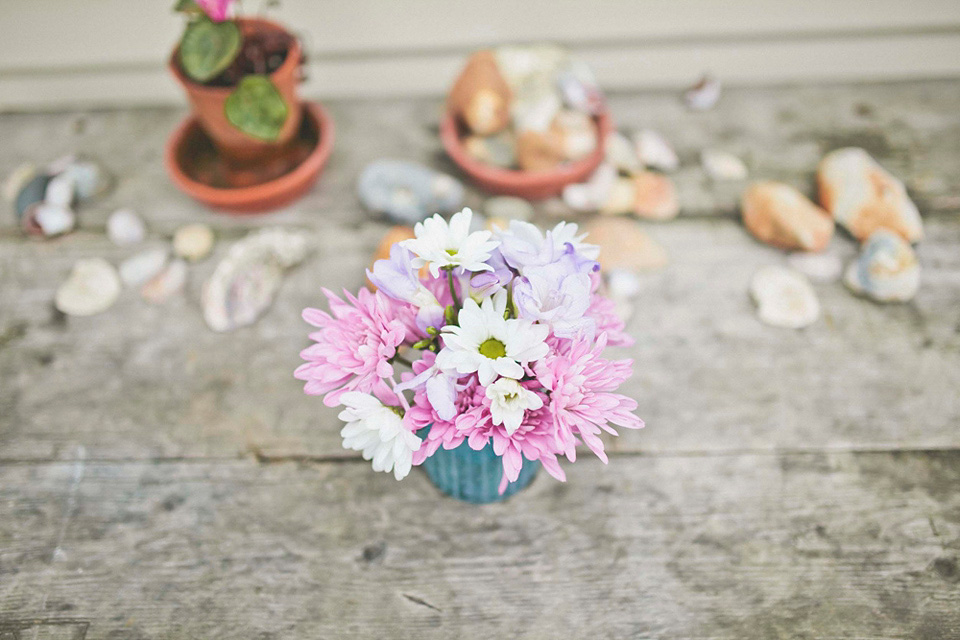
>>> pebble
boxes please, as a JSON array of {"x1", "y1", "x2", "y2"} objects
[
  {"x1": 463, "y1": 132, "x2": 516, "y2": 168},
  {"x1": 843, "y1": 230, "x2": 920, "y2": 303},
  {"x1": 516, "y1": 128, "x2": 566, "y2": 172},
  {"x1": 484, "y1": 196, "x2": 533, "y2": 222},
  {"x1": 750, "y1": 265, "x2": 820, "y2": 329},
  {"x1": 563, "y1": 163, "x2": 616, "y2": 211},
  {"x1": 4, "y1": 163, "x2": 38, "y2": 203},
  {"x1": 586, "y1": 218, "x2": 668, "y2": 272},
  {"x1": 55, "y1": 258, "x2": 121, "y2": 317},
  {"x1": 120, "y1": 248, "x2": 168, "y2": 287},
  {"x1": 358, "y1": 160, "x2": 465, "y2": 225},
  {"x1": 14, "y1": 174, "x2": 51, "y2": 222},
  {"x1": 107, "y1": 209, "x2": 147, "y2": 246},
  {"x1": 60, "y1": 159, "x2": 111, "y2": 201},
  {"x1": 44, "y1": 173, "x2": 75, "y2": 208},
  {"x1": 633, "y1": 172, "x2": 680, "y2": 221},
  {"x1": 202, "y1": 228, "x2": 311, "y2": 332},
  {"x1": 701, "y1": 149, "x2": 748, "y2": 181},
  {"x1": 634, "y1": 130, "x2": 679, "y2": 172},
  {"x1": 817, "y1": 147, "x2": 923, "y2": 243},
  {"x1": 741, "y1": 181, "x2": 833, "y2": 252},
  {"x1": 557, "y1": 60, "x2": 604, "y2": 115},
  {"x1": 606, "y1": 268, "x2": 642, "y2": 298},
  {"x1": 555, "y1": 109, "x2": 597, "y2": 161},
  {"x1": 173, "y1": 223, "x2": 215, "y2": 262},
  {"x1": 600, "y1": 177, "x2": 637, "y2": 216},
  {"x1": 141, "y1": 259, "x2": 188, "y2": 304},
  {"x1": 684, "y1": 75, "x2": 721, "y2": 110},
  {"x1": 34, "y1": 203, "x2": 77, "y2": 237},
  {"x1": 604, "y1": 131, "x2": 641, "y2": 173},
  {"x1": 787, "y1": 252, "x2": 843, "y2": 283}
]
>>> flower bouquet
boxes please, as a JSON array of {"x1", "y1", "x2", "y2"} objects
[{"x1": 296, "y1": 209, "x2": 643, "y2": 503}]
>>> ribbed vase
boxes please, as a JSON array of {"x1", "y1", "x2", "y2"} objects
[{"x1": 420, "y1": 434, "x2": 540, "y2": 504}]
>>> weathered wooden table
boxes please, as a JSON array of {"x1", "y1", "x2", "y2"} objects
[{"x1": 1, "y1": 81, "x2": 959, "y2": 639}]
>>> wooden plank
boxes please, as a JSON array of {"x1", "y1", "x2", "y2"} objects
[
  {"x1": 4, "y1": 32, "x2": 960, "y2": 110},
  {"x1": 1, "y1": 215, "x2": 958, "y2": 462},
  {"x1": 0, "y1": 452, "x2": 958, "y2": 638}
]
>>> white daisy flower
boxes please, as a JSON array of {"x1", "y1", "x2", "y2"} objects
[
  {"x1": 400, "y1": 208, "x2": 500, "y2": 278},
  {"x1": 436, "y1": 290, "x2": 550, "y2": 386},
  {"x1": 338, "y1": 392, "x2": 422, "y2": 480},
  {"x1": 486, "y1": 377, "x2": 544, "y2": 435}
]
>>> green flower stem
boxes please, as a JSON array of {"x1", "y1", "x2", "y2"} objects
[{"x1": 446, "y1": 267, "x2": 461, "y2": 308}]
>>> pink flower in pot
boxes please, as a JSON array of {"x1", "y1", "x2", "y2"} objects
[{"x1": 195, "y1": 0, "x2": 234, "y2": 22}]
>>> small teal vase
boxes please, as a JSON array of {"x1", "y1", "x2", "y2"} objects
[{"x1": 420, "y1": 429, "x2": 540, "y2": 504}]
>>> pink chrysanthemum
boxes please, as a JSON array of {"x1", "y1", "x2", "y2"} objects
[
  {"x1": 535, "y1": 333, "x2": 643, "y2": 463},
  {"x1": 295, "y1": 288, "x2": 415, "y2": 407},
  {"x1": 586, "y1": 294, "x2": 633, "y2": 347}
]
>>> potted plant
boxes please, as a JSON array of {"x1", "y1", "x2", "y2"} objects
[{"x1": 169, "y1": 0, "x2": 303, "y2": 165}]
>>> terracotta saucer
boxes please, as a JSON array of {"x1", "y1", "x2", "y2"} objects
[
  {"x1": 440, "y1": 109, "x2": 612, "y2": 200},
  {"x1": 165, "y1": 102, "x2": 335, "y2": 213}
]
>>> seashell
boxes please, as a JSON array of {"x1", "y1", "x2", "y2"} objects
[
  {"x1": 633, "y1": 172, "x2": 680, "y2": 221},
  {"x1": 600, "y1": 177, "x2": 637, "y2": 216},
  {"x1": 512, "y1": 89, "x2": 562, "y2": 134},
  {"x1": 684, "y1": 75, "x2": 721, "y2": 110},
  {"x1": 484, "y1": 196, "x2": 533, "y2": 222},
  {"x1": 463, "y1": 131, "x2": 516, "y2": 168},
  {"x1": 173, "y1": 223, "x2": 215, "y2": 262},
  {"x1": 556, "y1": 60, "x2": 604, "y2": 115},
  {"x1": 120, "y1": 248, "x2": 168, "y2": 288},
  {"x1": 60, "y1": 159, "x2": 112, "y2": 201},
  {"x1": 44, "y1": 172, "x2": 76, "y2": 208},
  {"x1": 843, "y1": 229, "x2": 919, "y2": 303},
  {"x1": 750, "y1": 265, "x2": 820, "y2": 329},
  {"x1": 586, "y1": 218, "x2": 668, "y2": 272},
  {"x1": 606, "y1": 268, "x2": 642, "y2": 299},
  {"x1": 786, "y1": 252, "x2": 843, "y2": 283},
  {"x1": 554, "y1": 110, "x2": 597, "y2": 161},
  {"x1": 448, "y1": 51, "x2": 512, "y2": 135},
  {"x1": 55, "y1": 258, "x2": 121, "y2": 317},
  {"x1": 701, "y1": 149, "x2": 748, "y2": 181},
  {"x1": 14, "y1": 174, "x2": 51, "y2": 222},
  {"x1": 358, "y1": 160, "x2": 465, "y2": 225},
  {"x1": 202, "y1": 228, "x2": 311, "y2": 332},
  {"x1": 3, "y1": 162, "x2": 37, "y2": 203},
  {"x1": 634, "y1": 129, "x2": 679, "y2": 172},
  {"x1": 494, "y1": 44, "x2": 567, "y2": 92},
  {"x1": 107, "y1": 209, "x2": 146, "y2": 247},
  {"x1": 605, "y1": 131, "x2": 641, "y2": 174},
  {"x1": 741, "y1": 181, "x2": 833, "y2": 252},
  {"x1": 34, "y1": 203, "x2": 77, "y2": 237},
  {"x1": 562, "y1": 162, "x2": 616, "y2": 212},
  {"x1": 141, "y1": 259, "x2": 188, "y2": 304},
  {"x1": 817, "y1": 147, "x2": 923, "y2": 243},
  {"x1": 515, "y1": 128, "x2": 566, "y2": 172}
]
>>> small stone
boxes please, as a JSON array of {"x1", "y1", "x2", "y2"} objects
[
  {"x1": 787, "y1": 252, "x2": 843, "y2": 283},
  {"x1": 3, "y1": 163, "x2": 38, "y2": 203},
  {"x1": 494, "y1": 44, "x2": 567, "y2": 91},
  {"x1": 358, "y1": 160, "x2": 465, "y2": 225},
  {"x1": 44, "y1": 173, "x2": 75, "y2": 208},
  {"x1": 463, "y1": 132, "x2": 516, "y2": 168},
  {"x1": 605, "y1": 132, "x2": 641, "y2": 174},
  {"x1": 141, "y1": 259, "x2": 188, "y2": 304},
  {"x1": 563, "y1": 163, "x2": 616, "y2": 211},
  {"x1": 557, "y1": 60, "x2": 604, "y2": 115},
  {"x1": 516, "y1": 128, "x2": 566, "y2": 172},
  {"x1": 484, "y1": 196, "x2": 533, "y2": 222},
  {"x1": 634, "y1": 130, "x2": 679, "y2": 172},
  {"x1": 555, "y1": 110, "x2": 597, "y2": 161},
  {"x1": 607, "y1": 269, "x2": 642, "y2": 298},
  {"x1": 600, "y1": 177, "x2": 637, "y2": 216},
  {"x1": 684, "y1": 75, "x2": 721, "y2": 110},
  {"x1": 741, "y1": 181, "x2": 833, "y2": 252},
  {"x1": 120, "y1": 248, "x2": 168, "y2": 287},
  {"x1": 513, "y1": 90, "x2": 562, "y2": 134},
  {"x1": 55, "y1": 258, "x2": 121, "y2": 317},
  {"x1": 60, "y1": 159, "x2": 111, "y2": 201},
  {"x1": 34, "y1": 203, "x2": 77, "y2": 237},
  {"x1": 107, "y1": 209, "x2": 146, "y2": 247},
  {"x1": 633, "y1": 172, "x2": 680, "y2": 221},
  {"x1": 750, "y1": 265, "x2": 820, "y2": 329},
  {"x1": 448, "y1": 50, "x2": 512, "y2": 135},
  {"x1": 843, "y1": 230, "x2": 920, "y2": 303},
  {"x1": 203, "y1": 228, "x2": 311, "y2": 332},
  {"x1": 14, "y1": 174, "x2": 51, "y2": 222},
  {"x1": 173, "y1": 223, "x2": 215, "y2": 262},
  {"x1": 702, "y1": 149, "x2": 748, "y2": 181},
  {"x1": 817, "y1": 147, "x2": 923, "y2": 243},
  {"x1": 586, "y1": 218, "x2": 668, "y2": 272}
]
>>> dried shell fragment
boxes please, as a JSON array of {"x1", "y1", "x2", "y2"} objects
[{"x1": 55, "y1": 258, "x2": 121, "y2": 317}]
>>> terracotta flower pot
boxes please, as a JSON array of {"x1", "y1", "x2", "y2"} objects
[
  {"x1": 168, "y1": 17, "x2": 303, "y2": 166},
  {"x1": 440, "y1": 110, "x2": 613, "y2": 200}
]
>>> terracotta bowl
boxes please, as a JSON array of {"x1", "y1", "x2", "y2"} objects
[
  {"x1": 440, "y1": 110, "x2": 612, "y2": 200},
  {"x1": 165, "y1": 102, "x2": 335, "y2": 214}
]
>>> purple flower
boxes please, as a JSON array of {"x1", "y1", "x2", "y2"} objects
[
  {"x1": 368, "y1": 244, "x2": 444, "y2": 333},
  {"x1": 514, "y1": 251, "x2": 594, "y2": 339},
  {"x1": 496, "y1": 221, "x2": 599, "y2": 273}
]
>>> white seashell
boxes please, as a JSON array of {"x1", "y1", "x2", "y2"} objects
[
  {"x1": 141, "y1": 259, "x2": 187, "y2": 304},
  {"x1": 556, "y1": 110, "x2": 597, "y2": 161},
  {"x1": 684, "y1": 75, "x2": 721, "y2": 110},
  {"x1": 60, "y1": 160, "x2": 111, "y2": 201},
  {"x1": 512, "y1": 90, "x2": 562, "y2": 133},
  {"x1": 605, "y1": 132, "x2": 641, "y2": 174},
  {"x1": 600, "y1": 177, "x2": 638, "y2": 216},
  {"x1": 55, "y1": 258, "x2": 121, "y2": 317},
  {"x1": 107, "y1": 209, "x2": 146, "y2": 247},
  {"x1": 843, "y1": 230, "x2": 920, "y2": 303},
  {"x1": 562, "y1": 162, "x2": 616, "y2": 212},
  {"x1": 202, "y1": 228, "x2": 311, "y2": 332},
  {"x1": 173, "y1": 223, "x2": 215, "y2": 262},
  {"x1": 34, "y1": 203, "x2": 76, "y2": 237},
  {"x1": 634, "y1": 130, "x2": 679, "y2": 172},
  {"x1": 787, "y1": 252, "x2": 843, "y2": 283},
  {"x1": 119, "y1": 248, "x2": 168, "y2": 288},
  {"x1": 557, "y1": 60, "x2": 604, "y2": 115},
  {"x1": 484, "y1": 196, "x2": 533, "y2": 222},
  {"x1": 44, "y1": 172, "x2": 76, "y2": 208},
  {"x1": 750, "y1": 265, "x2": 820, "y2": 329},
  {"x1": 701, "y1": 149, "x2": 748, "y2": 181}
]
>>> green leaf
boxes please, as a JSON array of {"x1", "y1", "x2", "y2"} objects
[
  {"x1": 178, "y1": 17, "x2": 241, "y2": 83},
  {"x1": 224, "y1": 75, "x2": 289, "y2": 141},
  {"x1": 173, "y1": 0, "x2": 202, "y2": 14}
]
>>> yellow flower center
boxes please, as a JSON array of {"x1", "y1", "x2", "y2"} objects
[{"x1": 478, "y1": 337, "x2": 507, "y2": 359}]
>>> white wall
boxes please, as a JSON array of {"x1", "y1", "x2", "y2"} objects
[{"x1": 2, "y1": 0, "x2": 960, "y2": 110}]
